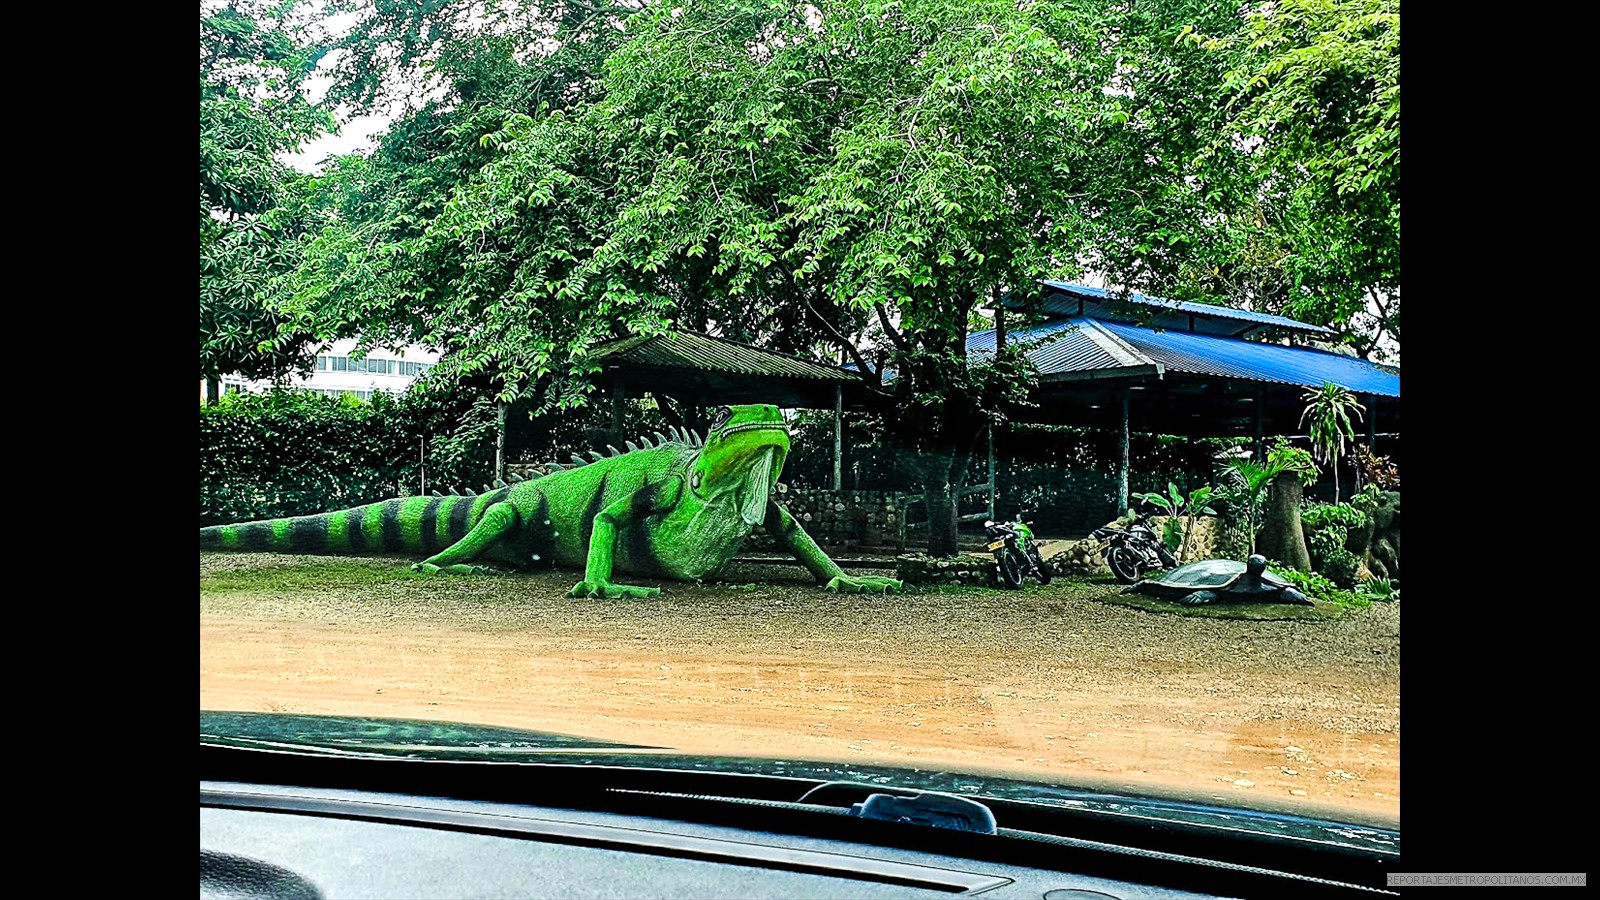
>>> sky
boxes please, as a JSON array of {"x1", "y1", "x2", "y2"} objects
[
  {"x1": 283, "y1": 109, "x2": 392, "y2": 173},
  {"x1": 279, "y1": 9, "x2": 395, "y2": 173}
]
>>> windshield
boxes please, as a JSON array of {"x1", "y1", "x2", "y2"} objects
[{"x1": 200, "y1": 0, "x2": 1400, "y2": 841}]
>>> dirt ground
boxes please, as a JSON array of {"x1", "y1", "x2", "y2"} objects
[{"x1": 199, "y1": 552, "x2": 1398, "y2": 825}]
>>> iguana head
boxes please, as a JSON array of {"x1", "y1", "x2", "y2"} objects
[{"x1": 688, "y1": 404, "x2": 790, "y2": 526}]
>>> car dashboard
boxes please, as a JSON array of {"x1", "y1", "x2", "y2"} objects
[{"x1": 200, "y1": 744, "x2": 1398, "y2": 899}]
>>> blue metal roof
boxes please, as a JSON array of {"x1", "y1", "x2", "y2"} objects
[
  {"x1": 967, "y1": 317, "x2": 1145, "y2": 374},
  {"x1": 1008, "y1": 281, "x2": 1335, "y2": 337},
  {"x1": 971, "y1": 316, "x2": 1399, "y2": 397}
]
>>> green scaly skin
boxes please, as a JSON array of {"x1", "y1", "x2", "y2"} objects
[{"x1": 199, "y1": 404, "x2": 902, "y2": 598}]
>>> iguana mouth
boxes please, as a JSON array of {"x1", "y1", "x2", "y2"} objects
[{"x1": 715, "y1": 422, "x2": 788, "y2": 440}]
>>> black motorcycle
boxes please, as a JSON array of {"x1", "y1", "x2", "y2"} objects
[
  {"x1": 984, "y1": 517, "x2": 1052, "y2": 589},
  {"x1": 1091, "y1": 514, "x2": 1177, "y2": 584}
]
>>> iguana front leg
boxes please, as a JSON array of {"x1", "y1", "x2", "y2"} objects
[
  {"x1": 413, "y1": 501, "x2": 516, "y2": 575},
  {"x1": 570, "y1": 486, "x2": 674, "y2": 599},
  {"x1": 762, "y1": 500, "x2": 901, "y2": 594}
]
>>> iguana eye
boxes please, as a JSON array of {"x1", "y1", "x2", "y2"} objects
[{"x1": 710, "y1": 406, "x2": 733, "y2": 430}]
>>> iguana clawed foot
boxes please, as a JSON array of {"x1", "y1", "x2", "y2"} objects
[
  {"x1": 570, "y1": 580, "x2": 661, "y2": 599},
  {"x1": 825, "y1": 575, "x2": 903, "y2": 595},
  {"x1": 412, "y1": 562, "x2": 495, "y2": 576}
]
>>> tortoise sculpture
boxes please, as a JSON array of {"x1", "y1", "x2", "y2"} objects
[{"x1": 1125, "y1": 555, "x2": 1311, "y2": 606}]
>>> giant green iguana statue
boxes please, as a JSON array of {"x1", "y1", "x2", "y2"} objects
[{"x1": 199, "y1": 404, "x2": 902, "y2": 597}]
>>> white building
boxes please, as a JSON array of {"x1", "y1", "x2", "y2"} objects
[{"x1": 202, "y1": 339, "x2": 442, "y2": 401}]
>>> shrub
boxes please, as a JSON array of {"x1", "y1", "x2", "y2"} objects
[
  {"x1": 1361, "y1": 576, "x2": 1400, "y2": 602},
  {"x1": 1303, "y1": 502, "x2": 1371, "y2": 588},
  {"x1": 199, "y1": 388, "x2": 496, "y2": 525},
  {"x1": 1303, "y1": 502, "x2": 1370, "y2": 531},
  {"x1": 1318, "y1": 546, "x2": 1362, "y2": 589},
  {"x1": 1269, "y1": 562, "x2": 1370, "y2": 609}
]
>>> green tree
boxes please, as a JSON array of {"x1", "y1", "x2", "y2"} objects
[
  {"x1": 1055, "y1": 0, "x2": 1399, "y2": 359},
  {"x1": 1300, "y1": 381, "x2": 1364, "y2": 502},
  {"x1": 1178, "y1": 0, "x2": 1400, "y2": 358},
  {"x1": 200, "y1": 1, "x2": 334, "y2": 402},
  {"x1": 276, "y1": 0, "x2": 659, "y2": 412},
  {"x1": 524, "y1": 0, "x2": 1116, "y2": 554},
  {"x1": 281, "y1": 0, "x2": 1099, "y2": 554},
  {"x1": 1255, "y1": 439, "x2": 1318, "y2": 571}
]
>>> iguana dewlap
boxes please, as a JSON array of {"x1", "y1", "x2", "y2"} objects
[{"x1": 199, "y1": 404, "x2": 902, "y2": 598}]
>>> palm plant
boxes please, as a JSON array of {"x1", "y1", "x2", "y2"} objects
[
  {"x1": 1134, "y1": 482, "x2": 1218, "y2": 562},
  {"x1": 1300, "y1": 382, "x2": 1365, "y2": 503},
  {"x1": 1215, "y1": 458, "x2": 1282, "y2": 554}
]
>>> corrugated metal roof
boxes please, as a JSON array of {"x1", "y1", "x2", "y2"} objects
[
  {"x1": 1099, "y1": 319, "x2": 1399, "y2": 397},
  {"x1": 1006, "y1": 281, "x2": 1334, "y2": 337},
  {"x1": 967, "y1": 318, "x2": 1141, "y2": 374},
  {"x1": 590, "y1": 330, "x2": 855, "y2": 382},
  {"x1": 972, "y1": 316, "x2": 1399, "y2": 397}
]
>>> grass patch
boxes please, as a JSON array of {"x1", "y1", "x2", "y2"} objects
[{"x1": 200, "y1": 554, "x2": 421, "y2": 595}]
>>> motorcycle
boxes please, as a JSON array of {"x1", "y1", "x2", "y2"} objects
[
  {"x1": 984, "y1": 516, "x2": 1053, "y2": 589},
  {"x1": 1091, "y1": 513, "x2": 1177, "y2": 584}
]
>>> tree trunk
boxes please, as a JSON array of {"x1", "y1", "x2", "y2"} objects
[
  {"x1": 1256, "y1": 471, "x2": 1311, "y2": 571},
  {"x1": 495, "y1": 401, "x2": 507, "y2": 481},
  {"x1": 921, "y1": 445, "x2": 962, "y2": 557},
  {"x1": 205, "y1": 377, "x2": 221, "y2": 406},
  {"x1": 923, "y1": 478, "x2": 959, "y2": 557}
]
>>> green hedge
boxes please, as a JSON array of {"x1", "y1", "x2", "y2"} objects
[{"x1": 199, "y1": 389, "x2": 495, "y2": 526}]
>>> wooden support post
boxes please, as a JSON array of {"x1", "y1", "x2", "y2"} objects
[
  {"x1": 1367, "y1": 395, "x2": 1377, "y2": 448},
  {"x1": 494, "y1": 401, "x2": 507, "y2": 481},
  {"x1": 610, "y1": 374, "x2": 626, "y2": 440},
  {"x1": 1117, "y1": 389, "x2": 1131, "y2": 517},
  {"x1": 1253, "y1": 389, "x2": 1265, "y2": 459},
  {"x1": 987, "y1": 424, "x2": 996, "y2": 520},
  {"x1": 832, "y1": 384, "x2": 843, "y2": 491}
]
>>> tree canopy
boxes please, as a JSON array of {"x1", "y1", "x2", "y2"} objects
[
  {"x1": 200, "y1": 1, "x2": 335, "y2": 389},
  {"x1": 1182, "y1": 0, "x2": 1399, "y2": 358}
]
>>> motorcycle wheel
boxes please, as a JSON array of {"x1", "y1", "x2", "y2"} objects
[
  {"x1": 1029, "y1": 547, "x2": 1053, "y2": 584},
  {"x1": 1108, "y1": 546, "x2": 1143, "y2": 584},
  {"x1": 996, "y1": 549, "x2": 1025, "y2": 589}
]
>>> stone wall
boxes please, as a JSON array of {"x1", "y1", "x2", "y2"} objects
[
  {"x1": 896, "y1": 552, "x2": 1002, "y2": 588},
  {"x1": 752, "y1": 485, "x2": 905, "y2": 551},
  {"x1": 1045, "y1": 539, "x2": 1111, "y2": 577}
]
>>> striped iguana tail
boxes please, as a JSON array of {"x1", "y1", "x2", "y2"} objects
[{"x1": 199, "y1": 491, "x2": 509, "y2": 556}]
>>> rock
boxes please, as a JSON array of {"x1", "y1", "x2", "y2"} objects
[{"x1": 1233, "y1": 779, "x2": 1255, "y2": 788}]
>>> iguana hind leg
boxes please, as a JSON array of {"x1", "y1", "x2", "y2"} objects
[
  {"x1": 413, "y1": 501, "x2": 517, "y2": 575},
  {"x1": 570, "y1": 494, "x2": 661, "y2": 599}
]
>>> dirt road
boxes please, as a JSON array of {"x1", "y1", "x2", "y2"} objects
[{"x1": 200, "y1": 553, "x2": 1398, "y2": 824}]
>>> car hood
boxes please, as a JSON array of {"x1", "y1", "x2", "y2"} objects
[{"x1": 201, "y1": 711, "x2": 1398, "y2": 855}]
